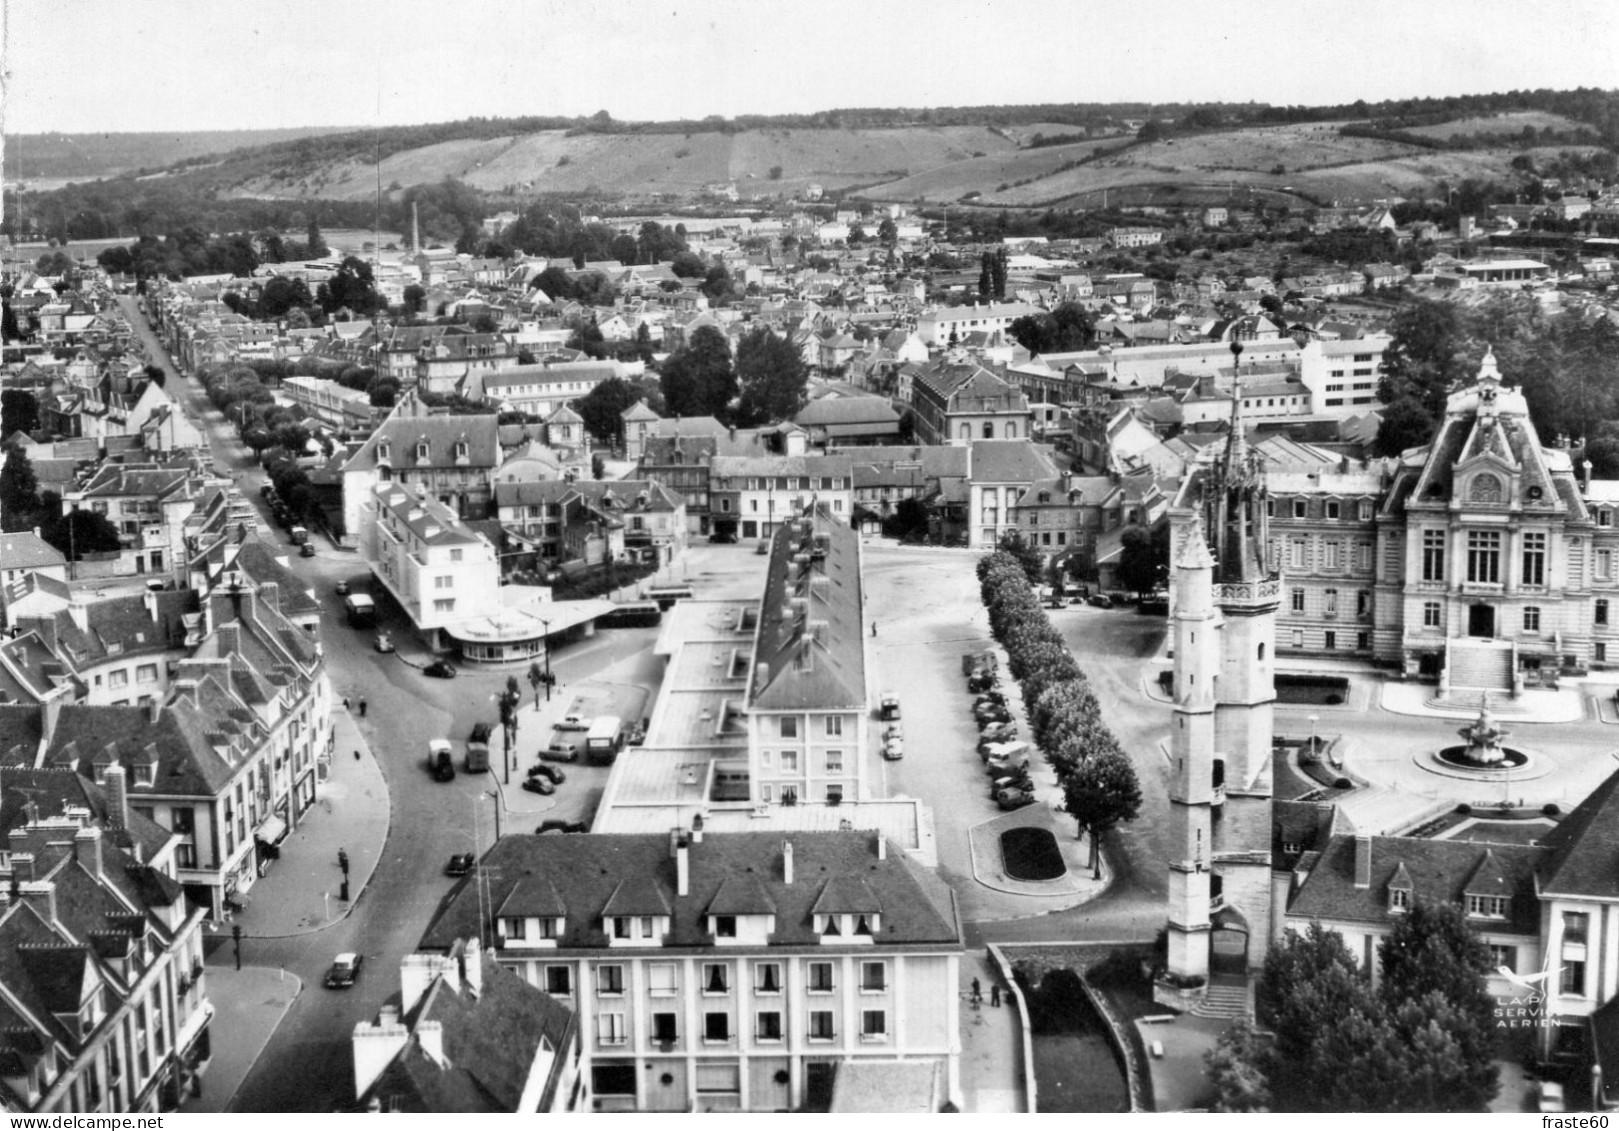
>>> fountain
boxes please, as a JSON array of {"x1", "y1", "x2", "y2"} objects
[{"x1": 1435, "y1": 698, "x2": 1529, "y2": 771}]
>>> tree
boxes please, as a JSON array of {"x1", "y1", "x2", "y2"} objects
[
  {"x1": 259, "y1": 276, "x2": 314, "y2": 320},
  {"x1": 670, "y1": 251, "x2": 707, "y2": 279},
  {"x1": 996, "y1": 531, "x2": 1045, "y2": 585},
  {"x1": 316, "y1": 257, "x2": 383, "y2": 316},
  {"x1": 0, "y1": 442, "x2": 42, "y2": 531},
  {"x1": 401, "y1": 283, "x2": 426, "y2": 316},
  {"x1": 1380, "y1": 298, "x2": 1474, "y2": 417},
  {"x1": 660, "y1": 326, "x2": 735, "y2": 418},
  {"x1": 41, "y1": 507, "x2": 122, "y2": 560},
  {"x1": 573, "y1": 377, "x2": 644, "y2": 443},
  {"x1": 733, "y1": 327, "x2": 809, "y2": 427},
  {"x1": 306, "y1": 217, "x2": 329, "y2": 258},
  {"x1": 1206, "y1": 1020, "x2": 1272, "y2": 1112},
  {"x1": 1059, "y1": 745, "x2": 1142, "y2": 876},
  {"x1": 2, "y1": 389, "x2": 40, "y2": 438},
  {"x1": 1, "y1": 301, "x2": 21, "y2": 342},
  {"x1": 877, "y1": 216, "x2": 898, "y2": 247},
  {"x1": 1374, "y1": 395, "x2": 1438, "y2": 458},
  {"x1": 699, "y1": 264, "x2": 734, "y2": 301},
  {"x1": 1116, "y1": 523, "x2": 1169, "y2": 597},
  {"x1": 847, "y1": 222, "x2": 867, "y2": 247}
]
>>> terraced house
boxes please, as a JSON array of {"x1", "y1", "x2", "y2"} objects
[
  {"x1": 341, "y1": 394, "x2": 503, "y2": 537},
  {"x1": 418, "y1": 829, "x2": 963, "y2": 1113},
  {"x1": 0, "y1": 771, "x2": 212, "y2": 1113}
]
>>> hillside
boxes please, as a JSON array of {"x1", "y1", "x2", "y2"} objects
[{"x1": 3, "y1": 127, "x2": 359, "y2": 181}]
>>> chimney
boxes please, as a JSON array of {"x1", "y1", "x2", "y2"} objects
[
  {"x1": 73, "y1": 825, "x2": 104, "y2": 879},
  {"x1": 415, "y1": 1020, "x2": 446, "y2": 1067},
  {"x1": 462, "y1": 937, "x2": 482, "y2": 999},
  {"x1": 876, "y1": 834, "x2": 886, "y2": 861},
  {"x1": 782, "y1": 840, "x2": 794, "y2": 886},
  {"x1": 676, "y1": 833, "x2": 690, "y2": 897},
  {"x1": 691, "y1": 813, "x2": 704, "y2": 844},
  {"x1": 1353, "y1": 835, "x2": 1373, "y2": 889},
  {"x1": 104, "y1": 764, "x2": 128, "y2": 830},
  {"x1": 400, "y1": 953, "x2": 457, "y2": 1014},
  {"x1": 18, "y1": 880, "x2": 57, "y2": 925},
  {"x1": 148, "y1": 699, "x2": 162, "y2": 726}
]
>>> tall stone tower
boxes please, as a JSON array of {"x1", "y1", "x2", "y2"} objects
[{"x1": 1166, "y1": 407, "x2": 1279, "y2": 982}]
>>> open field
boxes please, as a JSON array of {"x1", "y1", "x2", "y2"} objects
[
  {"x1": 1403, "y1": 110, "x2": 1596, "y2": 140},
  {"x1": 857, "y1": 137, "x2": 1123, "y2": 202}
]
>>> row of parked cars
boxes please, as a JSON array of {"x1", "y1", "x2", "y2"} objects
[
  {"x1": 964, "y1": 651, "x2": 1035, "y2": 809},
  {"x1": 259, "y1": 483, "x2": 315, "y2": 557}
]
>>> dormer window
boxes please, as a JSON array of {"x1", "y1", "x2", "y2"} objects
[
  {"x1": 712, "y1": 915, "x2": 737, "y2": 938},
  {"x1": 1388, "y1": 887, "x2": 1410, "y2": 913},
  {"x1": 855, "y1": 914, "x2": 877, "y2": 937},
  {"x1": 1467, "y1": 894, "x2": 1508, "y2": 919},
  {"x1": 377, "y1": 441, "x2": 391, "y2": 463},
  {"x1": 818, "y1": 914, "x2": 842, "y2": 937},
  {"x1": 416, "y1": 440, "x2": 430, "y2": 462},
  {"x1": 454, "y1": 440, "x2": 469, "y2": 462}
]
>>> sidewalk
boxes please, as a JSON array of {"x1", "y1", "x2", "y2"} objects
[
  {"x1": 181, "y1": 966, "x2": 301, "y2": 1113},
  {"x1": 959, "y1": 952, "x2": 1025, "y2": 1113},
  {"x1": 225, "y1": 705, "x2": 391, "y2": 939}
]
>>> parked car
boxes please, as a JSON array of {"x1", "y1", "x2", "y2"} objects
[
  {"x1": 708, "y1": 531, "x2": 737, "y2": 544},
  {"x1": 556, "y1": 713, "x2": 591, "y2": 731},
  {"x1": 536, "y1": 819, "x2": 589, "y2": 834},
  {"x1": 880, "y1": 692, "x2": 901, "y2": 721},
  {"x1": 627, "y1": 719, "x2": 649, "y2": 746},
  {"x1": 1537, "y1": 1082, "x2": 1566, "y2": 1113},
  {"x1": 975, "y1": 707, "x2": 1012, "y2": 728},
  {"x1": 986, "y1": 752, "x2": 1030, "y2": 776},
  {"x1": 324, "y1": 952, "x2": 364, "y2": 989},
  {"x1": 529, "y1": 763, "x2": 566, "y2": 785},
  {"x1": 444, "y1": 853, "x2": 475, "y2": 877},
  {"x1": 967, "y1": 672, "x2": 998, "y2": 694},
  {"x1": 541, "y1": 741, "x2": 580, "y2": 763},
  {"x1": 755, "y1": 540, "x2": 770, "y2": 555},
  {"x1": 989, "y1": 773, "x2": 1032, "y2": 798},
  {"x1": 882, "y1": 736, "x2": 905, "y2": 760},
  {"x1": 258, "y1": 484, "x2": 274, "y2": 497},
  {"x1": 521, "y1": 775, "x2": 556, "y2": 795},
  {"x1": 374, "y1": 632, "x2": 395, "y2": 653},
  {"x1": 996, "y1": 788, "x2": 1037, "y2": 810},
  {"x1": 335, "y1": 579, "x2": 349, "y2": 596},
  {"x1": 980, "y1": 740, "x2": 1031, "y2": 764},
  {"x1": 424, "y1": 659, "x2": 458, "y2": 679},
  {"x1": 980, "y1": 722, "x2": 1019, "y2": 743},
  {"x1": 973, "y1": 691, "x2": 1008, "y2": 709},
  {"x1": 883, "y1": 722, "x2": 904, "y2": 742},
  {"x1": 300, "y1": 542, "x2": 316, "y2": 558},
  {"x1": 1087, "y1": 593, "x2": 1115, "y2": 609}
]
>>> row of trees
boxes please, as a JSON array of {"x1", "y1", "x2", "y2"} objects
[
  {"x1": 657, "y1": 325, "x2": 810, "y2": 428},
  {"x1": 1208, "y1": 912, "x2": 1500, "y2": 1112},
  {"x1": 96, "y1": 220, "x2": 328, "y2": 281},
  {"x1": 976, "y1": 546, "x2": 1143, "y2": 875}
]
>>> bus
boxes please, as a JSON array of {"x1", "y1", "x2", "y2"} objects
[
  {"x1": 597, "y1": 601, "x2": 663, "y2": 628},
  {"x1": 646, "y1": 585, "x2": 695, "y2": 611},
  {"x1": 584, "y1": 715, "x2": 626, "y2": 765}
]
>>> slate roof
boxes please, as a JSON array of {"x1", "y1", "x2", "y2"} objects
[
  {"x1": 1286, "y1": 834, "x2": 1542, "y2": 937},
  {"x1": 793, "y1": 397, "x2": 902, "y2": 431},
  {"x1": 343, "y1": 403, "x2": 502, "y2": 474},
  {"x1": 1537, "y1": 768, "x2": 1619, "y2": 899},
  {"x1": 420, "y1": 831, "x2": 960, "y2": 953},
  {"x1": 750, "y1": 506, "x2": 865, "y2": 712},
  {"x1": 0, "y1": 532, "x2": 66, "y2": 572},
  {"x1": 969, "y1": 440, "x2": 1057, "y2": 484}
]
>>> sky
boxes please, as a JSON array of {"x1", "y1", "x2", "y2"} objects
[{"x1": 4, "y1": 0, "x2": 1618, "y2": 135}]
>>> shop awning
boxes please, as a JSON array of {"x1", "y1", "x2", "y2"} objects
[{"x1": 255, "y1": 816, "x2": 287, "y2": 845}]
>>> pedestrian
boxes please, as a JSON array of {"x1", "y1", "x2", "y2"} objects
[
  {"x1": 971, "y1": 977, "x2": 982, "y2": 1003},
  {"x1": 353, "y1": 749, "x2": 361, "y2": 761},
  {"x1": 343, "y1": 697, "x2": 351, "y2": 711},
  {"x1": 991, "y1": 984, "x2": 1001, "y2": 1008},
  {"x1": 871, "y1": 621, "x2": 878, "y2": 637},
  {"x1": 338, "y1": 848, "x2": 349, "y2": 873},
  {"x1": 359, "y1": 697, "x2": 367, "y2": 718}
]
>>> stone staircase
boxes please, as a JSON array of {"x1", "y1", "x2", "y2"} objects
[
  {"x1": 1190, "y1": 977, "x2": 1250, "y2": 1019},
  {"x1": 1446, "y1": 640, "x2": 1514, "y2": 692}
]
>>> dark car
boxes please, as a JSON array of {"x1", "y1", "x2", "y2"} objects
[
  {"x1": 967, "y1": 672, "x2": 998, "y2": 694},
  {"x1": 996, "y1": 788, "x2": 1037, "y2": 810},
  {"x1": 1087, "y1": 593, "x2": 1115, "y2": 609},
  {"x1": 300, "y1": 542, "x2": 316, "y2": 558},
  {"x1": 444, "y1": 853, "x2": 475, "y2": 877},
  {"x1": 627, "y1": 719, "x2": 649, "y2": 747},
  {"x1": 335, "y1": 579, "x2": 350, "y2": 596},
  {"x1": 975, "y1": 708, "x2": 1012, "y2": 728},
  {"x1": 324, "y1": 953, "x2": 363, "y2": 989},
  {"x1": 536, "y1": 819, "x2": 589, "y2": 834},
  {"x1": 980, "y1": 722, "x2": 1019, "y2": 744},
  {"x1": 529, "y1": 763, "x2": 566, "y2": 785},
  {"x1": 521, "y1": 776, "x2": 556, "y2": 795},
  {"x1": 973, "y1": 691, "x2": 1008, "y2": 709},
  {"x1": 708, "y1": 531, "x2": 737, "y2": 544},
  {"x1": 424, "y1": 659, "x2": 458, "y2": 679},
  {"x1": 258, "y1": 484, "x2": 274, "y2": 497}
]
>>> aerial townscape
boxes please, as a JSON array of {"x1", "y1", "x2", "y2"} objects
[{"x1": 5, "y1": 2, "x2": 1619, "y2": 1118}]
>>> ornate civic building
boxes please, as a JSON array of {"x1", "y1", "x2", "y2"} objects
[{"x1": 1170, "y1": 350, "x2": 1619, "y2": 697}]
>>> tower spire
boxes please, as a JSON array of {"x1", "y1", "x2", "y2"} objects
[{"x1": 1224, "y1": 339, "x2": 1248, "y2": 481}]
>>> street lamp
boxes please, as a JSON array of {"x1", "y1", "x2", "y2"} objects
[
  {"x1": 1307, "y1": 714, "x2": 1320, "y2": 758},
  {"x1": 540, "y1": 618, "x2": 553, "y2": 701}
]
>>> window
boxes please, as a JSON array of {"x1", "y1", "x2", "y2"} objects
[
  {"x1": 756, "y1": 1011, "x2": 783, "y2": 1041},
  {"x1": 1423, "y1": 531, "x2": 1445, "y2": 582},
  {"x1": 1292, "y1": 499, "x2": 1307, "y2": 519},
  {"x1": 713, "y1": 915, "x2": 736, "y2": 938},
  {"x1": 136, "y1": 664, "x2": 158, "y2": 684},
  {"x1": 808, "y1": 962, "x2": 834, "y2": 993},
  {"x1": 171, "y1": 807, "x2": 194, "y2": 834},
  {"x1": 827, "y1": 784, "x2": 844, "y2": 804},
  {"x1": 1524, "y1": 607, "x2": 1541, "y2": 632},
  {"x1": 1324, "y1": 589, "x2": 1338, "y2": 616},
  {"x1": 1564, "y1": 912, "x2": 1590, "y2": 945},
  {"x1": 1466, "y1": 531, "x2": 1501, "y2": 583},
  {"x1": 703, "y1": 963, "x2": 729, "y2": 994},
  {"x1": 545, "y1": 966, "x2": 572, "y2": 994},
  {"x1": 597, "y1": 965, "x2": 624, "y2": 996},
  {"x1": 1562, "y1": 961, "x2": 1587, "y2": 996},
  {"x1": 704, "y1": 1012, "x2": 731, "y2": 1042},
  {"x1": 1358, "y1": 501, "x2": 1373, "y2": 522},
  {"x1": 861, "y1": 961, "x2": 887, "y2": 992},
  {"x1": 1522, "y1": 533, "x2": 1546, "y2": 586},
  {"x1": 982, "y1": 422, "x2": 994, "y2": 439},
  {"x1": 825, "y1": 751, "x2": 843, "y2": 774},
  {"x1": 435, "y1": 575, "x2": 452, "y2": 589},
  {"x1": 503, "y1": 917, "x2": 528, "y2": 940},
  {"x1": 860, "y1": 1010, "x2": 887, "y2": 1041},
  {"x1": 1422, "y1": 601, "x2": 1442, "y2": 629},
  {"x1": 598, "y1": 1012, "x2": 626, "y2": 1046},
  {"x1": 1467, "y1": 894, "x2": 1509, "y2": 918},
  {"x1": 1389, "y1": 887, "x2": 1410, "y2": 911},
  {"x1": 1601, "y1": 643, "x2": 1610, "y2": 664},
  {"x1": 648, "y1": 963, "x2": 677, "y2": 996},
  {"x1": 1292, "y1": 629, "x2": 1303, "y2": 648},
  {"x1": 612, "y1": 917, "x2": 631, "y2": 940},
  {"x1": 1324, "y1": 630, "x2": 1336, "y2": 651},
  {"x1": 1288, "y1": 539, "x2": 1306, "y2": 569},
  {"x1": 1325, "y1": 500, "x2": 1340, "y2": 521},
  {"x1": 780, "y1": 717, "x2": 798, "y2": 738},
  {"x1": 109, "y1": 670, "x2": 129, "y2": 689},
  {"x1": 1489, "y1": 944, "x2": 1518, "y2": 972},
  {"x1": 1598, "y1": 599, "x2": 1610, "y2": 627},
  {"x1": 1291, "y1": 588, "x2": 1305, "y2": 613},
  {"x1": 781, "y1": 750, "x2": 799, "y2": 772},
  {"x1": 1602, "y1": 510, "x2": 1613, "y2": 528},
  {"x1": 1599, "y1": 550, "x2": 1614, "y2": 580},
  {"x1": 755, "y1": 963, "x2": 781, "y2": 994},
  {"x1": 1357, "y1": 590, "x2": 1371, "y2": 618},
  {"x1": 825, "y1": 716, "x2": 843, "y2": 737},
  {"x1": 433, "y1": 599, "x2": 455, "y2": 613},
  {"x1": 450, "y1": 549, "x2": 463, "y2": 562},
  {"x1": 653, "y1": 1012, "x2": 678, "y2": 1043},
  {"x1": 1324, "y1": 541, "x2": 1342, "y2": 570},
  {"x1": 808, "y1": 1011, "x2": 835, "y2": 1041}
]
